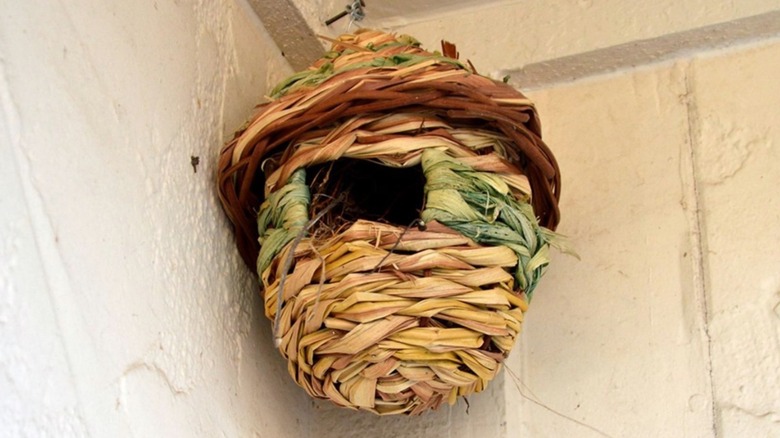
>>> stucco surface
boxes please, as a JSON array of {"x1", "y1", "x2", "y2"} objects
[
  {"x1": 691, "y1": 41, "x2": 780, "y2": 436},
  {"x1": 0, "y1": 0, "x2": 303, "y2": 436}
]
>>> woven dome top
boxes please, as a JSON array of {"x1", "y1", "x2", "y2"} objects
[{"x1": 218, "y1": 30, "x2": 560, "y2": 271}]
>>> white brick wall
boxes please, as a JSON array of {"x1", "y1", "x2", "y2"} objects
[{"x1": 508, "y1": 40, "x2": 780, "y2": 437}]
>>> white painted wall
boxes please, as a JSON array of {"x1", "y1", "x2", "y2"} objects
[
  {"x1": 0, "y1": 0, "x2": 304, "y2": 436},
  {"x1": 371, "y1": 0, "x2": 780, "y2": 75},
  {"x1": 511, "y1": 61, "x2": 713, "y2": 437},
  {"x1": 2, "y1": 1, "x2": 779, "y2": 437},
  {"x1": 508, "y1": 39, "x2": 780, "y2": 437}
]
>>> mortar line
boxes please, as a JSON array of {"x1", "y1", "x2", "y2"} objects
[{"x1": 681, "y1": 62, "x2": 718, "y2": 437}]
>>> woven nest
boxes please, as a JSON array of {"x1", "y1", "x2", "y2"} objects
[{"x1": 217, "y1": 30, "x2": 561, "y2": 415}]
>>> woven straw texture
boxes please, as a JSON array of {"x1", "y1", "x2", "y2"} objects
[{"x1": 217, "y1": 30, "x2": 561, "y2": 415}]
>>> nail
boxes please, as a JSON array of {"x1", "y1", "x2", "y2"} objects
[{"x1": 325, "y1": 9, "x2": 348, "y2": 26}]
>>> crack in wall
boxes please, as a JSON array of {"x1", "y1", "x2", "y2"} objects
[
  {"x1": 681, "y1": 62, "x2": 718, "y2": 438},
  {"x1": 121, "y1": 360, "x2": 191, "y2": 397},
  {"x1": 721, "y1": 404, "x2": 780, "y2": 423}
]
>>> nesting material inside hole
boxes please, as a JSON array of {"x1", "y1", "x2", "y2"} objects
[{"x1": 307, "y1": 159, "x2": 426, "y2": 229}]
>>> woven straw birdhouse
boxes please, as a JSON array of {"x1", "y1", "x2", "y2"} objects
[{"x1": 217, "y1": 30, "x2": 561, "y2": 415}]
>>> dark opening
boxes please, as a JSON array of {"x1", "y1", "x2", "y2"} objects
[{"x1": 307, "y1": 159, "x2": 426, "y2": 228}]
